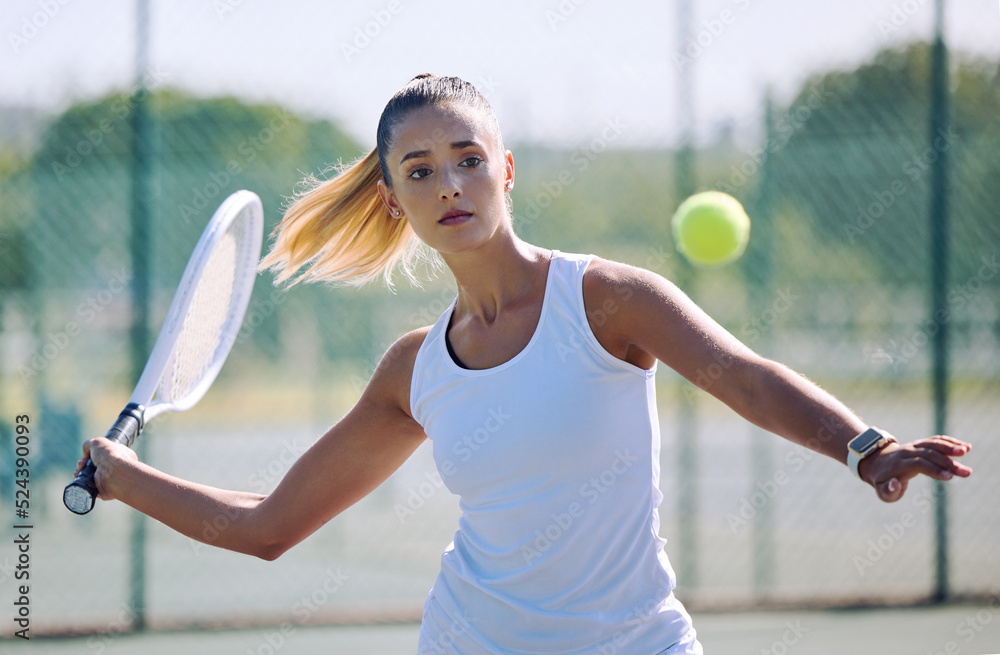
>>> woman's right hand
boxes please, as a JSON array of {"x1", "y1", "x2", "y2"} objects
[
  {"x1": 63, "y1": 328, "x2": 428, "y2": 559},
  {"x1": 76, "y1": 437, "x2": 138, "y2": 502}
]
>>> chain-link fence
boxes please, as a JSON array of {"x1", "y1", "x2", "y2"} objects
[{"x1": 1, "y1": 0, "x2": 997, "y2": 637}]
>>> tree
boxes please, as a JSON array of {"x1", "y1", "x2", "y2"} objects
[{"x1": 765, "y1": 42, "x2": 1000, "y2": 287}]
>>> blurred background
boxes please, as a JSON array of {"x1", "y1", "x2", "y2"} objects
[{"x1": 1, "y1": 0, "x2": 998, "y2": 648}]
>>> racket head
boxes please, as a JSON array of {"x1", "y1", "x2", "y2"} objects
[{"x1": 135, "y1": 190, "x2": 264, "y2": 421}]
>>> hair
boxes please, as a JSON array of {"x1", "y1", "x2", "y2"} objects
[{"x1": 259, "y1": 73, "x2": 506, "y2": 287}]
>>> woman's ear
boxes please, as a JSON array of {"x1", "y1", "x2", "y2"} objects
[
  {"x1": 503, "y1": 150, "x2": 515, "y2": 192},
  {"x1": 377, "y1": 179, "x2": 404, "y2": 218}
]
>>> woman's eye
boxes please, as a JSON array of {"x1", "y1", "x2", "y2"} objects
[
  {"x1": 459, "y1": 156, "x2": 483, "y2": 168},
  {"x1": 409, "y1": 167, "x2": 432, "y2": 179}
]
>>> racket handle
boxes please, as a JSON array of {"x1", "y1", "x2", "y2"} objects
[{"x1": 63, "y1": 403, "x2": 145, "y2": 515}]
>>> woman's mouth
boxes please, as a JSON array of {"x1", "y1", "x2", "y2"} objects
[{"x1": 439, "y1": 210, "x2": 473, "y2": 226}]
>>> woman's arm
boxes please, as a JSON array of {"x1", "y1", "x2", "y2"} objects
[
  {"x1": 583, "y1": 258, "x2": 972, "y2": 502},
  {"x1": 78, "y1": 328, "x2": 430, "y2": 560}
]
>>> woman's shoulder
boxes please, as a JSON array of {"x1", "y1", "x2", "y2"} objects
[
  {"x1": 578, "y1": 257, "x2": 674, "y2": 370},
  {"x1": 582, "y1": 256, "x2": 654, "y2": 298},
  {"x1": 362, "y1": 326, "x2": 433, "y2": 416},
  {"x1": 377, "y1": 326, "x2": 433, "y2": 379},
  {"x1": 581, "y1": 256, "x2": 691, "y2": 322}
]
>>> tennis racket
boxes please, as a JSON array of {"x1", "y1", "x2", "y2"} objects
[{"x1": 63, "y1": 189, "x2": 264, "y2": 515}]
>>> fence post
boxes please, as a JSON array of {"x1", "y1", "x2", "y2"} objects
[
  {"x1": 929, "y1": 0, "x2": 951, "y2": 604},
  {"x1": 928, "y1": 0, "x2": 948, "y2": 602},
  {"x1": 128, "y1": 0, "x2": 152, "y2": 631}
]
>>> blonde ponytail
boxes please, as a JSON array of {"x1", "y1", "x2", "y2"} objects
[{"x1": 259, "y1": 148, "x2": 420, "y2": 287}]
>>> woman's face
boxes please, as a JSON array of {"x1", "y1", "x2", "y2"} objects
[{"x1": 378, "y1": 103, "x2": 514, "y2": 256}]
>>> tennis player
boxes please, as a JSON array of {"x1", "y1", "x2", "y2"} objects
[{"x1": 78, "y1": 74, "x2": 972, "y2": 654}]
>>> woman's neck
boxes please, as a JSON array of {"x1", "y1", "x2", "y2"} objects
[{"x1": 442, "y1": 232, "x2": 550, "y2": 326}]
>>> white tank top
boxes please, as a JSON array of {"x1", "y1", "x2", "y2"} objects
[{"x1": 410, "y1": 251, "x2": 694, "y2": 654}]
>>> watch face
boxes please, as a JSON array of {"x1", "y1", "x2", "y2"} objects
[{"x1": 850, "y1": 428, "x2": 884, "y2": 454}]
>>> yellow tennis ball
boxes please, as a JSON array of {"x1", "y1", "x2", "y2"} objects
[{"x1": 671, "y1": 191, "x2": 751, "y2": 266}]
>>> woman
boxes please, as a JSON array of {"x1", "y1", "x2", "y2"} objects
[{"x1": 79, "y1": 74, "x2": 972, "y2": 654}]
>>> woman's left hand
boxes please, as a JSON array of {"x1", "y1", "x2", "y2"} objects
[{"x1": 859, "y1": 436, "x2": 973, "y2": 502}]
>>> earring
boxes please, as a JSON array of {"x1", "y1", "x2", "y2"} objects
[{"x1": 395, "y1": 211, "x2": 401, "y2": 216}]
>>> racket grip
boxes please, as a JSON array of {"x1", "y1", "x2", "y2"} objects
[{"x1": 63, "y1": 403, "x2": 145, "y2": 515}]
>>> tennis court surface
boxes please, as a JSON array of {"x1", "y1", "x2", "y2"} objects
[{"x1": 15, "y1": 604, "x2": 1000, "y2": 654}]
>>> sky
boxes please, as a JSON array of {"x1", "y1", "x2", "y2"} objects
[{"x1": 2, "y1": 0, "x2": 999, "y2": 149}]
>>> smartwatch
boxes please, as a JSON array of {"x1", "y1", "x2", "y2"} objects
[{"x1": 847, "y1": 427, "x2": 896, "y2": 480}]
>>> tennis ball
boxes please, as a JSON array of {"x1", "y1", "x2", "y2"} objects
[{"x1": 671, "y1": 191, "x2": 751, "y2": 266}]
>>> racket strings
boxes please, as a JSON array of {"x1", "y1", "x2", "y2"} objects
[{"x1": 160, "y1": 208, "x2": 256, "y2": 404}]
